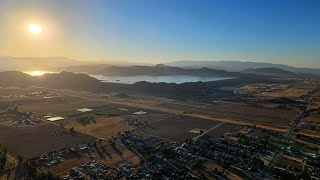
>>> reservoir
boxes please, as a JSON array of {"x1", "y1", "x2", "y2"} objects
[
  {"x1": 91, "y1": 75, "x2": 234, "y2": 84},
  {"x1": 24, "y1": 71, "x2": 234, "y2": 84}
]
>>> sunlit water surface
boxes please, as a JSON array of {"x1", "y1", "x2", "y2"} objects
[
  {"x1": 24, "y1": 71, "x2": 234, "y2": 84},
  {"x1": 90, "y1": 75, "x2": 234, "y2": 84}
]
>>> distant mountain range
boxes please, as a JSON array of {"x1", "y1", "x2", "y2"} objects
[
  {"x1": 165, "y1": 60, "x2": 320, "y2": 74},
  {"x1": 65, "y1": 64, "x2": 312, "y2": 78},
  {"x1": 67, "y1": 64, "x2": 241, "y2": 77},
  {"x1": 1, "y1": 56, "x2": 319, "y2": 75},
  {"x1": 0, "y1": 56, "x2": 140, "y2": 72},
  {"x1": 242, "y1": 68, "x2": 296, "y2": 77},
  {"x1": 0, "y1": 56, "x2": 90, "y2": 72}
]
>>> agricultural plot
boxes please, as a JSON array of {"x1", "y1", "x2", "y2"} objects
[
  {"x1": 207, "y1": 123, "x2": 244, "y2": 138},
  {"x1": 52, "y1": 103, "x2": 165, "y2": 120},
  {"x1": 136, "y1": 115, "x2": 221, "y2": 143},
  {"x1": 17, "y1": 98, "x2": 107, "y2": 116},
  {"x1": 157, "y1": 101, "x2": 297, "y2": 129},
  {"x1": 239, "y1": 83, "x2": 310, "y2": 100},
  {"x1": 55, "y1": 106, "x2": 125, "y2": 118},
  {"x1": 63, "y1": 117, "x2": 134, "y2": 137},
  {"x1": 0, "y1": 122, "x2": 94, "y2": 159}
]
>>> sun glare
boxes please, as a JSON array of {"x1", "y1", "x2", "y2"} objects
[
  {"x1": 30, "y1": 70, "x2": 45, "y2": 76},
  {"x1": 28, "y1": 24, "x2": 42, "y2": 34}
]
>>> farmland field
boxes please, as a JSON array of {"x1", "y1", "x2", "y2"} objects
[
  {"x1": 63, "y1": 117, "x2": 133, "y2": 137},
  {"x1": 0, "y1": 122, "x2": 94, "y2": 159},
  {"x1": 239, "y1": 83, "x2": 310, "y2": 100},
  {"x1": 136, "y1": 115, "x2": 221, "y2": 142},
  {"x1": 157, "y1": 101, "x2": 298, "y2": 128},
  {"x1": 16, "y1": 97, "x2": 107, "y2": 115}
]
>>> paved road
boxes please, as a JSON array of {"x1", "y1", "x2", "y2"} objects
[
  {"x1": 264, "y1": 86, "x2": 320, "y2": 177},
  {"x1": 193, "y1": 122, "x2": 225, "y2": 141},
  {"x1": 49, "y1": 88, "x2": 289, "y2": 132}
]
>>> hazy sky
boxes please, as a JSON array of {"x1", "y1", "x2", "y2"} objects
[{"x1": 0, "y1": 0, "x2": 319, "y2": 67}]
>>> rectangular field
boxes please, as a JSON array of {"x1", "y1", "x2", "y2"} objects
[{"x1": 136, "y1": 115, "x2": 221, "y2": 142}]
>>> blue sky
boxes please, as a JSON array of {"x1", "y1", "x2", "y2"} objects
[{"x1": 1, "y1": 0, "x2": 319, "y2": 67}]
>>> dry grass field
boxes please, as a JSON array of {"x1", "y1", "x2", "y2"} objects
[
  {"x1": 157, "y1": 101, "x2": 297, "y2": 129},
  {"x1": 136, "y1": 115, "x2": 221, "y2": 142},
  {"x1": 239, "y1": 83, "x2": 310, "y2": 100},
  {"x1": 0, "y1": 122, "x2": 94, "y2": 159},
  {"x1": 64, "y1": 117, "x2": 134, "y2": 137}
]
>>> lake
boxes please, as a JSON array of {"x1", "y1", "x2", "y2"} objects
[
  {"x1": 24, "y1": 71, "x2": 234, "y2": 84},
  {"x1": 90, "y1": 75, "x2": 234, "y2": 84}
]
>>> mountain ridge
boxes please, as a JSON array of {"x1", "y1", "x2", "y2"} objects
[
  {"x1": 242, "y1": 68, "x2": 296, "y2": 77},
  {"x1": 0, "y1": 71, "x2": 278, "y2": 100},
  {"x1": 1, "y1": 56, "x2": 320, "y2": 75},
  {"x1": 164, "y1": 60, "x2": 320, "y2": 74}
]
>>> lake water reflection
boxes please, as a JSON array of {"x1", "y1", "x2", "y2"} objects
[{"x1": 91, "y1": 75, "x2": 234, "y2": 84}]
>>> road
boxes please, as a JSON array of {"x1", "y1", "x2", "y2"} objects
[
  {"x1": 49, "y1": 89, "x2": 290, "y2": 132},
  {"x1": 264, "y1": 85, "x2": 320, "y2": 177},
  {"x1": 286, "y1": 94, "x2": 312, "y2": 137},
  {"x1": 176, "y1": 122, "x2": 225, "y2": 150},
  {"x1": 193, "y1": 122, "x2": 225, "y2": 141}
]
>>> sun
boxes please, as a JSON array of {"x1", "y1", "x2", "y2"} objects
[
  {"x1": 30, "y1": 70, "x2": 45, "y2": 76},
  {"x1": 28, "y1": 24, "x2": 42, "y2": 34}
]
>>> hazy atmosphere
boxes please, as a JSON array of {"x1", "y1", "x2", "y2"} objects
[
  {"x1": 1, "y1": 0, "x2": 319, "y2": 67},
  {"x1": 0, "y1": 1, "x2": 320, "y2": 180}
]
